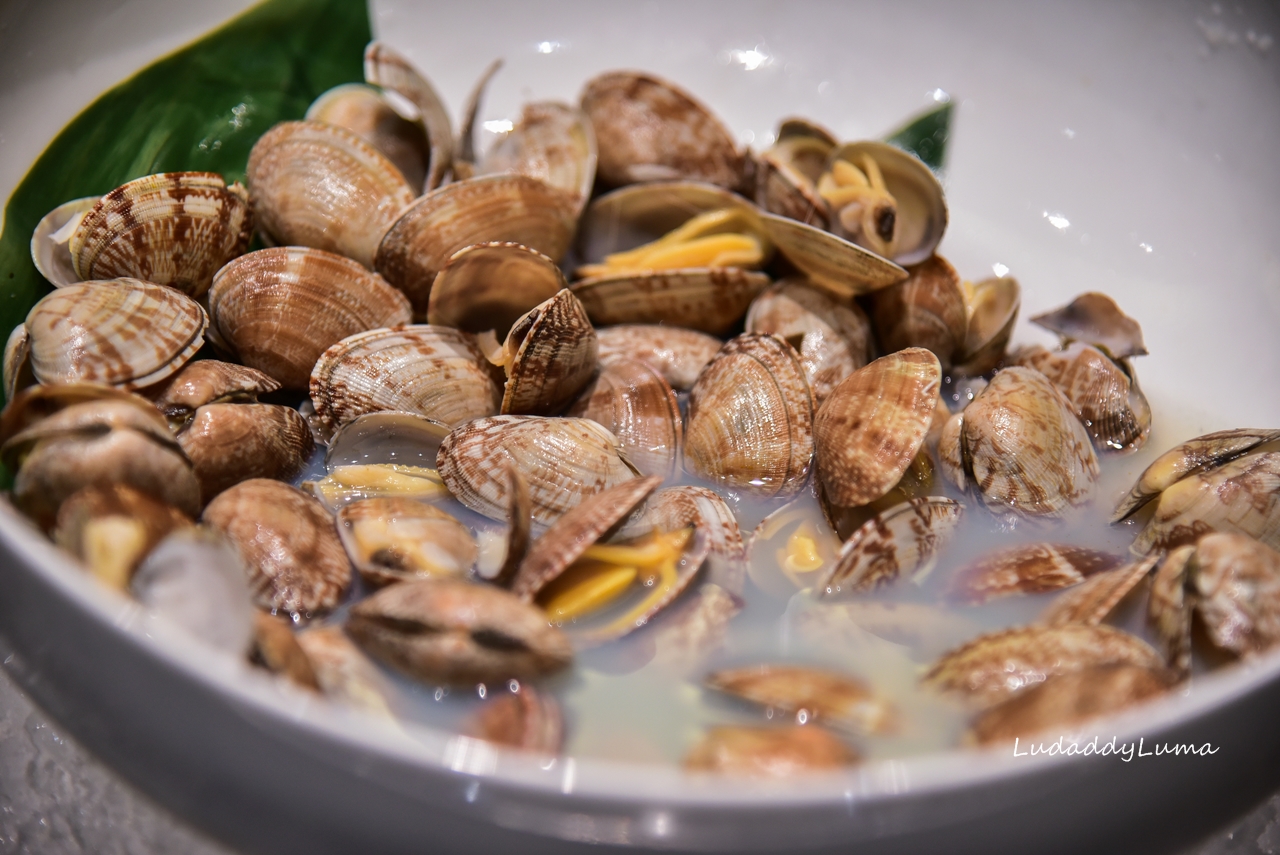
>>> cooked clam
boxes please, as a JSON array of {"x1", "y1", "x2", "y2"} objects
[
  {"x1": 336, "y1": 497, "x2": 477, "y2": 587},
  {"x1": 363, "y1": 41, "x2": 455, "y2": 192},
  {"x1": 147, "y1": 360, "x2": 280, "y2": 425},
  {"x1": 683, "y1": 725, "x2": 858, "y2": 776},
  {"x1": 948, "y1": 543, "x2": 1123, "y2": 605},
  {"x1": 819, "y1": 497, "x2": 964, "y2": 597},
  {"x1": 595, "y1": 324, "x2": 721, "y2": 391},
  {"x1": 706, "y1": 664, "x2": 895, "y2": 736},
  {"x1": 1030, "y1": 291, "x2": 1147, "y2": 359},
  {"x1": 868, "y1": 255, "x2": 967, "y2": 368},
  {"x1": 566, "y1": 358, "x2": 682, "y2": 479},
  {"x1": 295, "y1": 625, "x2": 396, "y2": 716},
  {"x1": 753, "y1": 119, "x2": 835, "y2": 227},
  {"x1": 498, "y1": 289, "x2": 598, "y2": 416},
  {"x1": 760, "y1": 212, "x2": 907, "y2": 301},
  {"x1": 645, "y1": 485, "x2": 746, "y2": 596},
  {"x1": 465, "y1": 683, "x2": 564, "y2": 754},
  {"x1": 481, "y1": 101, "x2": 597, "y2": 214},
  {"x1": 1038, "y1": 552, "x2": 1160, "y2": 627},
  {"x1": 177, "y1": 403, "x2": 314, "y2": 504},
  {"x1": 425, "y1": 241, "x2": 566, "y2": 339},
  {"x1": 53, "y1": 483, "x2": 193, "y2": 590},
  {"x1": 307, "y1": 82, "x2": 429, "y2": 191},
  {"x1": 30, "y1": 196, "x2": 98, "y2": 288}
]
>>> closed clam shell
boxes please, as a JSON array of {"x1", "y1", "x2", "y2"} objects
[
  {"x1": 948, "y1": 543, "x2": 1123, "y2": 605},
  {"x1": 501, "y1": 289, "x2": 598, "y2": 416},
  {"x1": 482, "y1": 101, "x2": 598, "y2": 211},
  {"x1": 177, "y1": 403, "x2": 314, "y2": 504},
  {"x1": 147, "y1": 360, "x2": 280, "y2": 422},
  {"x1": 376, "y1": 173, "x2": 578, "y2": 319},
  {"x1": 570, "y1": 268, "x2": 771, "y2": 336},
  {"x1": 1014, "y1": 342, "x2": 1151, "y2": 453},
  {"x1": 347, "y1": 577, "x2": 574, "y2": 686},
  {"x1": 69, "y1": 172, "x2": 252, "y2": 298},
  {"x1": 247, "y1": 120, "x2": 415, "y2": 268},
  {"x1": 683, "y1": 725, "x2": 858, "y2": 776},
  {"x1": 745, "y1": 276, "x2": 872, "y2": 406},
  {"x1": 705, "y1": 664, "x2": 895, "y2": 736},
  {"x1": 595, "y1": 324, "x2": 721, "y2": 391},
  {"x1": 437, "y1": 415, "x2": 638, "y2": 525},
  {"x1": 466, "y1": 684, "x2": 564, "y2": 754},
  {"x1": 426, "y1": 242, "x2": 566, "y2": 339},
  {"x1": 202, "y1": 478, "x2": 351, "y2": 617},
  {"x1": 336, "y1": 497, "x2": 477, "y2": 587},
  {"x1": 581, "y1": 71, "x2": 745, "y2": 190},
  {"x1": 923, "y1": 624, "x2": 1164, "y2": 709},
  {"x1": 684, "y1": 333, "x2": 813, "y2": 499},
  {"x1": 819, "y1": 497, "x2": 964, "y2": 596},
  {"x1": 26, "y1": 278, "x2": 206, "y2": 389},
  {"x1": 760, "y1": 212, "x2": 906, "y2": 299},
  {"x1": 960, "y1": 366, "x2": 1099, "y2": 518},
  {"x1": 1189, "y1": 532, "x2": 1280, "y2": 657},
  {"x1": 364, "y1": 41, "x2": 454, "y2": 193},
  {"x1": 645, "y1": 485, "x2": 746, "y2": 596},
  {"x1": 1030, "y1": 291, "x2": 1147, "y2": 358},
  {"x1": 31, "y1": 196, "x2": 99, "y2": 288},
  {"x1": 0, "y1": 383, "x2": 151, "y2": 446},
  {"x1": 813, "y1": 348, "x2": 941, "y2": 508},
  {"x1": 868, "y1": 255, "x2": 967, "y2": 368},
  {"x1": 310, "y1": 325, "x2": 501, "y2": 430},
  {"x1": 209, "y1": 247, "x2": 412, "y2": 389},
  {"x1": 566, "y1": 358, "x2": 682, "y2": 479},
  {"x1": 307, "y1": 83, "x2": 429, "y2": 191}
]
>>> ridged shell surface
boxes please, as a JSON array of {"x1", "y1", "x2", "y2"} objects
[
  {"x1": 209, "y1": 247, "x2": 412, "y2": 389},
  {"x1": 307, "y1": 83, "x2": 428, "y2": 191},
  {"x1": 310, "y1": 325, "x2": 500, "y2": 430},
  {"x1": 482, "y1": 101, "x2": 597, "y2": 209},
  {"x1": 247, "y1": 120, "x2": 415, "y2": 268},
  {"x1": 761, "y1": 212, "x2": 906, "y2": 298},
  {"x1": 868, "y1": 255, "x2": 967, "y2": 368},
  {"x1": 178, "y1": 403, "x2": 314, "y2": 503},
  {"x1": 567, "y1": 358, "x2": 682, "y2": 479},
  {"x1": 1015, "y1": 342, "x2": 1150, "y2": 453},
  {"x1": 501, "y1": 289, "x2": 598, "y2": 416},
  {"x1": 1132, "y1": 452, "x2": 1280, "y2": 554},
  {"x1": 26, "y1": 278, "x2": 206, "y2": 389},
  {"x1": 571, "y1": 268, "x2": 771, "y2": 336},
  {"x1": 69, "y1": 172, "x2": 252, "y2": 299},
  {"x1": 596, "y1": 324, "x2": 721, "y2": 391},
  {"x1": 645, "y1": 485, "x2": 746, "y2": 595},
  {"x1": 149, "y1": 360, "x2": 280, "y2": 418},
  {"x1": 426, "y1": 241, "x2": 565, "y2": 338}
]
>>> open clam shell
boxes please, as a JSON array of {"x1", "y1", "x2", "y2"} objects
[
  {"x1": 336, "y1": 497, "x2": 477, "y2": 587},
  {"x1": 376, "y1": 173, "x2": 578, "y2": 319},
  {"x1": 363, "y1": 41, "x2": 454, "y2": 193},
  {"x1": 426, "y1": 242, "x2": 566, "y2": 339},
  {"x1": 500, "y1": 289, "x2": 598, "y2": 416},
  {"x1": 247, "y1": 120, "x2": 415, "y2": 269},
  {"x1": 31, "y1": 196, "x2": 98, "y2": 288},
  {"x1": 3, "y1": 325, "x2": 33, "y2": 402},
  {"x1": 147, "y1": 360, "x2": 280, "y2": 424},
  {"x1": 754, "y1": 121, "x2": 835, "y2": 227},
  {"x1": 684, "y1": 333, "x2": 814, "y2": 499},
  {"x1": 25, "y1": 278, "x2": 206, "y2": 389},
  {"x1": 1030, "y1": 291, "x2": 1147, "y2": 359},
  {"x1": 307, "y1": 82, "x2": 429, "y2": 191},
  {"x1": 645, "y1": 485, "x2": 746, "y2": 596},
  {"x1": 567, "y1": 358, "x2": 682, "y2": 479},
  {"x1": 209, "y1": 246, "x2": 412, "y2": 389},
  {"x1": 953, "y1": 275, "x2": 1021, "y2": 376},
  {"x1": 580, "y1": 70, "x2": 745, "y2": 190},
  {"x1": 819, "y1": 496, "x2": 964, "y2": 597},
  {"x1": 481, "y1": 101, "x2": 597, "y2": 213},
  {"x1": 868, "y1": 255, "x2": 967, "y2": 368},
  {"x1": 310, "y1": 325, "x2": 501, "y2": 430},
  {"x1": 760, "y1": 212, "x2": 906, "y2": 299},
  {"x1": 325, "y1": 410, "x2": 451, "y2": 471}
]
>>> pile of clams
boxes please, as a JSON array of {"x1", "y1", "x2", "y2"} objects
[{"x1": 6, "y1": 41, "x2": 1279, "y2": 776}]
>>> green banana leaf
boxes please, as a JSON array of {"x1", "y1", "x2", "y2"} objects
[{"x1": 885, "y1": 101, "x2": 953, "y2": 171}]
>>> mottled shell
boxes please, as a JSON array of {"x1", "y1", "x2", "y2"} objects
[
  {"x1": 868, "y1": 255, "x2": 966, "y2": 368},
  {"x1": 595, "y1": 325, "x2": 720, "y2": 392},
  {"x1": 177, "y1": 403, "x2": 314, "y2": 504},
  {"x1": 310, "y1": 325, "x2": 501, "y2": 430},
  {"x1": 1189, "y1": 532, "x2": 1280, "y2": 657},
  {"x1": 466, "y1": 684, "x2": 564, "y2": 754},
  {"x1": 923, "y1": 624, "x2": 1164, "y2": 708},
  {"x1": 437, "y1": 415, "x2": 638, "y2": 525},
  {"x1": 501, "y1": 289, "x2": 598, "y2": 415},
  {"x1": 581, "y1": 71, "x2": 745, "y2": 190},
  {"x1": 209, "y1": 247, "x2": 412, "y2": 389},
  {"x1": 481, "y1": 101, "x2": 597, "y2": 212},
  {"x1": 706, "y1": 665, "x2": 895, "y2": 736},
  {"x1": 1148, "y1": 545, "x2": 1195, "y2": 674},
  {"x1": 819, "y1": 497, "x2": 964, "y2": 596},
  {"x1": 295, "y1": 625, "x2": 396, "y2": 715},
  {"x1": 948, "y1": 543, "x2": 1123, "y2": 605},
  {"x1": 426, "y1": 242, "x2": 566, "y2": 339},
  {"x1": 375, "y1": 174, "x2": 578, "y2": 319},
  {"x1": 760, "y1": 212, "x2": 906, "y2": 299},
  {"x1": 566, "y1": 358, "x2": 682, "y2": 479},
  {"x1": 645, "y1": 485, "x2": 746, "y2": 596},
  {"x1": 570, "y1": 268, "x2": 771, "y2": 335},
  {"x1": 813, "y1": 348, "x2": 941, "y2": 508},
  {"x1": 1039, "y1": 552, "x2": 1160, "y2": 627},
  {"x1": 684, "y1": 333, "x2": 814, "y2": 498},
  {"x1": 25, "y1": 279, "x2": 206, "y2": 389},
  {"x1": 364, "y1": 41, "x2": 454, "y2": 193},
  {"x1": 683, "y1": 725, "x2": 858, "y2": 776},
  {"x1": 745, "y1": 276, "x2": 872, "y2": 406},
  {"x1": 246, "y1": 120, "x2": 415, "y2": 268},
  {"x1": 147, "y1": 360, "x2": 279, "y2": 422},
  {"x1": 4, "y1": 325, "x2": 32, "y2": 402},
  {"x1": 69, "y1": 172, "x2": 251, "y2": 299},
  {"x1": 1030, "y1": 291, "x2": 1147, "y2": 358},
  {"x1": 202, "y1": 479, "x2": 351, "y2": 617},
  {"x1": 336, "y1": 497, "x2": 477, "y2": 587},
  {"x1": 307, "y1": 83, "x2": 429, "y2": 191},
  {"x1": 959, "y1": 366, "x2": 1099, "y2": 518},
  {"x1": 1014, "y1": 342, "x2": 1151, "y2": 453},
  {"x1": 754, "y1": 128, "x2": 834, "y2": 227},
  {"x1": 347, "y1": 578, "x2": 574, "y2": 686},
  {"x1": 31, "y1": 196, "x2": 98, "y2": 288}
]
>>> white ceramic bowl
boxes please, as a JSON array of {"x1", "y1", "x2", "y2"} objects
[{"x1": 1, "y1": 1, "x2": 1278, "y2": 853}]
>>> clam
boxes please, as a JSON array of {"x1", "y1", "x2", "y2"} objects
[
  {"x1": 497, "y1": 289, "x2": 598, "y2": 416},
  {"x1": 251, "y1": 612, "x2": 321, "y2": 690},
  {"x1": 952, "y1": 275, "x2": 1021, "y2": 376},
  {"x1": 1030, "y1": 291, "x2": 1147, "y2": 359},
  {"x1": 868, "y1": 255, "x2": 967, "y2": 368},
  {"x1": 307, "y1": 83, "x2": 429, "y2": 191},
  {"x1": 595, "y1": 324, "x2": 723, "y2": 392},
  {"x1": 375, "y1": 173, "x2": 578, "y2": 319},
  {"x1": 683, "y1": 725, "x2": 858, "y2": 776},
  {"x1": 177, "y1": 403, "x2": 314, "y2": 504},
  {"x1": 4, "y1": 325, "x2": 33, "y2": 402},
  {"x1": 335, "y1": 497, "x2": 477, "y2": 586},
  {"x1": 347, "y1": 578, "x2": 574, "y2": 686},
  {"x1": 67, "y1": 172, "x2": 252, "y2": 298},
  {"x1": 425, "y1": 242, "x2": 566, "y2": 339},
  {"x1": 745, "y1": 276, "x2": 873, "y2": 406},
  {"x1": 705, "y1": 665, "x2": 895, "y2": 736},
  {"x1": 465, "y1": 683, "x2": 564, "y2": 754},
  {"x1": 30, "y1": 196, "x2": 101, "y2": 288},
  {"x1": 246, "y1": 120, "x2": 415, "y2": 269},
  {"x1": 566, "y1": 358, "x2": 682, "y2": 479},
  {"x1": 437, "y1": 415, "x2": 638, "y2": 525},
  {"x1": 753, "y1": 119, "x2": 836, "y2": 227},
  {"x1": 202, "y1": 479, "x2": 352, "y2": 618},
  {"x1": 306, "y1": 411, "x2": 453, "y2": 508},
  {"x1": 644, "y1": 486, "x2": 746, "y2": 595},
  {"x1": 363, "y1": 41, "x2": 455, "y2": 192},
  {"x1": 309, "y1": 325, "x2": 501, "y2": 430},
  {"x1": 748, "y1": 496, "x2": 843, "y2": 597},
  {"x1": 480, "y1": 101, "x2": 597, "y2": 214},
  {"x1": 1038, "y1": 552, "x2": 1161, "y2": 627},
  {"x1": 24, "y1": 278, "x2": 206, "y2": 389},
  {"x1": 819, "y1": 497, "x2": 964, "y2": 597},
  {"x1": 948, "y1": 543, "x2": 1124, "y2": 605},
  {"x1": 147, "y1": 360, "x2": 280, "y2": 425},
  {"x1": 53, "y1": 484, "x2": 193, "y2": 590},
  {"x1": 684, "y1": 333, "x2": 813, "y2": 498},
  {"x1": 208, "y1": 246, "x2": 412, "y2": 389},
  {"x1": 580, "y1": 70, "x2": 746, "y2": 190},
  {"x1": 813, "y1": 348, "x2": 941, "y2": 509},
  {"x1": 760, "y1": 212, "x2": 906, "y2": 299},
  {"x1": 647, "y1": 583, "x2": 743, "y2": 667},
  {"x1": 295, "y1": 625, "x2": 397, "y2": 716},
  {"x1": 940, "y1": 366, "x2": 1099, "y2": 518},
  {"x1": 455, "y1": 58, "x2": 503, "y2": 176}
]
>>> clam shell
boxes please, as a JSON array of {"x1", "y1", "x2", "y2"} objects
[
  {"x1": 31, "y1": 196, "x2": 98, "y2": 288},
  {"x1": 960, "y1": 366, "x2": 1099, "y2": 518},
  {"x1": 456, "y1": 59, "x2": 503, "y2": 170},
  {"x1": 482, "y1": 101, "x2": 597, "y2": 211},
  {"x1": 1190, "y1": 532, "x2": 1280, "y2": 657},
  {"x1": 325, "y1": 410, "x2": 451, "y2": 470},
  {"x1": 465, "y1": 684, "x2": 564, "y2": 754},
  {"x1": 202, "y1": 478, "x2": 351, "y2": 617},
  {"x1": 0, "y1": 386, "x2": 171, "y2": 451},
  {"x1": 953, "y1": 275, "x2": 1020, "y2": 376},
  {"x1": 336, "y1": 497, "x2": 477, "y2": 587},
  {"x1": 648, "y1": 582, "x2": 743, "y2": 667},
  {"x1": 937, "y1": 411, "x2": 967, "y2": 490},
  {"x1": 147, "y1": 360, "x2": 280, "y2": 421},
  {"x1": 684, "y1": 333, "x2": 813, "y2": 498},
  {"x1": 437, "y1": 415, "x2": 638, "y2": 525},
  {"x1": 68, "y1": 172, "x2": 252, "y2": 298},
  {"x1": 683, "y1": 725, "x2": 858, "y2": 776},
  {"x1": 426, "y1": 242, "x2": 566, "y2": 339},
  {"x1": 501, "y1": 289, "x2": 598, "y2": 416},
  {"x1": 1030, "y1": 291, "x2": 1147, "y2": 358},
  {"x1": 1148, "y1": 545, "x2": 1195, "y2": 674},
  {"x1": 813, "y1": 348, "x2": 941, "y2": 508},
  {"x1": 53, "y1": 483, "x2": 194, "y2": 589},
  {"x1": 570, "y1": 268, "x2": 771, "y2": 335},
  {"x1": 209, "y1": 246, "x2": 413, "y2": 389},
  {"x1": 251, "y1": 612, "x2": 320, "y2": 690},
  {"x1": 705, "y1": 665, "x2": 895, "y2": 736},
  {"x1": 375, "y1": 173, "x2": 578, "y2": 319},
  {"x1": 364, "y1": 41, "x2": 454, "y2": 192},
  {"x1": 3, "y1": 324, "x2": 32, "y2": 402},
  {"x1": 295, "y1": 625, "x2": 396, "y2": 715},
  {"x1": 307, "y1": 82, "x2": 428, "y2": 191},
  {"x1": 25, "y1": 278, "x2": 206, "y2": 389},
  {"x1": 581, "y1": 71, "x2": 745, "y2": 190},
  {"x1": 595, "y1": 324, "x2": 721, "y2": 392},
  {"x1": 566, "y1": 358, "x2": 682, "y2": 479},
  {"x1": 645, "y1": 485, "x2": 746, "y2": 596},
  {"x1": 1039, "y1": 552, "x2": 1160, "y2": 627},
  {"x1": 246, "y1": 120, "x2": 415, "y2": 268},
  {"x1": 948, "y1": 543, "x2": 1123, "y2": 605},
  {"x1": 760, "y1": 212, "x2": 906, "y2": 299},
  {"x1": 745, "y1": 276, "x2": 872, "y2": 406},
  {"x1": 868, "y1": 255, "x2": 966, "y2": 368},
  {"x1": 819, "y1": 497, "x2": 964, "y2": 596},
  {"x1": 310, "y1": 325, "x2": 501, "y2": 430},
  {"x1": 754, "y1": 132, "x2": 833, "y2": 227},
  {"x1": 177, "y1": 403, "x2": 314, "y2": 504}
]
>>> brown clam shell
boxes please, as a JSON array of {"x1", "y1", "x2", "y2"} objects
[
  {"x1": 595, "y1": 324, "x2": 722, "y2": 391},
  {"x1": 177, "y1": 403, "x2": 315, "y2": 504},
  {"x1": 813, "y1": 348, "x2": 941, "y2": 508},
  {"x1": 868, "y1": 255, "x2": 966, "y2": 368},
  {"x1": 481, "y1": 101, "x2": 597, "y2": 210},
  {"x1": 336, "y1": 497, "x2": 478, "y2": 587},
  {"x1": 754, "y1": 128, "x2": 833, "y2": 227},
  {"x1": 426, "y1": 241, "x2": 566, "y2": 339},
  {"x1": 1030, "y1": 291, "x2": 1147, "y2": 358},
  {"x1": 948, "y1": 543, "x2": 1123, "y2": 605},
  {"x1": 307, "y1": 83, "x2": 429, "y2": 191},
  {"x1": 706, "y1": 664, "x2": 895, "y2": 736},
  {"x1": 684, "y1": 333, "x2": 814, "y2": 498},
  {"x1": 364, "y1": 41, "x2": 454, "y2": 192},
  {"x1": 202, "y1": 479, "x2": 352, "y2": 617},
  {"x1": 251, "y1": 612, "x2": 321, "y2": 691},
  {"x1": 953, "y1": 275, "x2": 1020, "y2": 376},
  {"x1": 209, "y1": 247, "x2": 412, "y2": 389},
  {"x1": 1039, "y1": 552, "x2": 1160, "y2": 627},
  {"x1": 819, "y1": 497, "x2": 964, "y2": 596},
  {"x1": 501, "y1": 289, "x2": 598, "y2": 416},
  {"x1": 53, "y1": 483, "x2": 194, "y2": 588},
  {"x1": 570, "y1": 268, "x2": 771, "y2": 336},
  {"x1": 760, "y1": 212, "x2": 907, "y2": 299},
  {"x1": 465, "y1": 684, "x2": 564, "y2": 754},
  {"x1": 645, "y1": 485, "x2": 746, "y2": 596},
  {"x1": 147, "y1": 360, "x2": 280, "y2": 421},
  {"x1": 1189, "y1": 532, "x2": 1280, "y2": 658},
  {"x1": 566, "y1": 358, "x2": 683, "y2": 479},
  {"x1": 683, "y1": 725, "x2": 858, "y2": 776}
]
